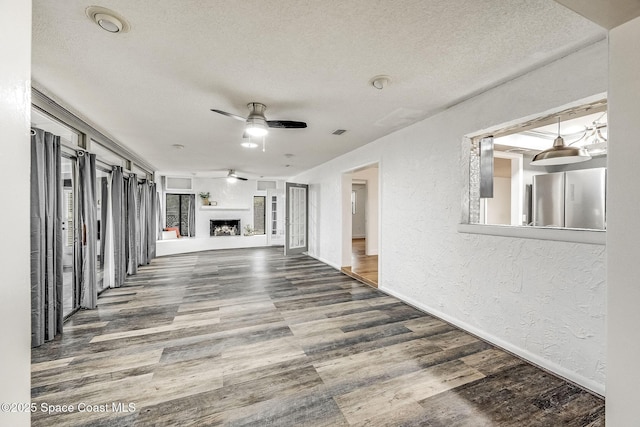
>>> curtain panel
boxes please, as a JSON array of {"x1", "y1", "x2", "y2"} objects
[
  {"x1": 156, "y1": 187, "x2": 163, "y2": 242},
  {"x1": 138, "y1": 182, "x2": 148, "y2": 265},
  {"x1": 109, "y1": 166, "x2": 126, "y2": 287},
  {"x1": 125, "y1": 174, "x2": 139, "y2": 275},
  {"x1": 148, "y1": 183, "x2": 157, "y2": 260},
  {"x1": 75, "y1": 151, "x2": 98, "y2": 309},
  {"x1": 30, "y1": 129, "x2": 64, "y2": 347},
  {"x1": 103, "y1": 172, "x2": 115, "y2": 289},
  {"x1": 99, "y1": 176, "x2": 108, "y2": 269},
  {"x1": 187, "y1": 194, "x2": 196, "y2": 237}
]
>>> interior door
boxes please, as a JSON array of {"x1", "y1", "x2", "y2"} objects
[
  {"x1": 285, "y1": 182, "x2": 308, "y2": 255},
  {"x1": 351, "y1": 183, "x2": 367, "y2": 238}
]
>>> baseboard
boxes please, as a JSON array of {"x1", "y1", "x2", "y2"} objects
[
  {"x1": 379, "y1": 285, "x2": 605, "y2": 397},
  {"x1": 305, "y1": 252, "x2": 341, "y2": 270}
]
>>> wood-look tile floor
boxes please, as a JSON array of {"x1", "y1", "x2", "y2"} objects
[
  {"x1": 342, "y1": 239, "x2": 378, "y2": 288},
  {"x1": 31, "y1": 247, "x2": 604, "y2": 426}
]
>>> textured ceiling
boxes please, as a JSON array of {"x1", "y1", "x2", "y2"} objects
[
  {"x1": 32, "y1": 0, "x2": 606, "y2": 178},
  {"x1": 555, "y1": 0, "x2": 640, "y2": 29}
]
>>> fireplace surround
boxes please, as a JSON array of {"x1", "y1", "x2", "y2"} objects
[{"x1": 210, "y1": 219, "x2": 241, "y2": 236}]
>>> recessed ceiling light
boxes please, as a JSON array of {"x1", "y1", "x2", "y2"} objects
[
  {"x1": 241, "y1": 141, "x2": 258, "y2": 148},
  {"x1": 86, "y1": 6, "x2": 130, "y2": 33},
  {"x1": 172, "y1": 144, "x2": 185, "y2": 150}
]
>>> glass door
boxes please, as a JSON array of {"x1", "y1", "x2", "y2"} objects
[
  {"x1": 284, "y1": 182, "x2": 308, "y2": 255},
  {"x1": 61, "y1": 156, "x2": 76, "y2": 317},
  {"x1": 96, "y1": 167, "x2": 110, "y2": 291}
]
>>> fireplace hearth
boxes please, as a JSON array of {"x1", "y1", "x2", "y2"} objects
[{"x1": 210, "y1": 219, "x2": 241, "y2": 236}]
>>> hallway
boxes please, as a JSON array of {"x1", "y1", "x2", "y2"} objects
[
  {"x1": 341, "y1": 238, "x2": 378, "y2": 288},
  {"x1": 31, "y1": 247, "x2": 604, "y2": 426}
]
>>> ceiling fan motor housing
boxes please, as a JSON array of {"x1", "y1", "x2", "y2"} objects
[
  {"x1": 245, "y1": 103, "x2": 268, "y2": 136},
  {"x1": 247, "y1": 102, "x2": 267, "y2": 117}
]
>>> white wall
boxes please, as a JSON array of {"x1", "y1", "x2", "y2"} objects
[
  {"x1": 485, "y1": 177, "x2": 511, "y2": 225},
  {"x1": 0, "y1": 1, "x2": 31, "y2": 425},
  {"x1": 607, "y1": 15, "x2": 640, "y2": 425},
  {"x1": 157, "y1": 176, "x2": 284, "y2": 256},
  {"x1": 293, "y1": 40, "x2": 608, "y2": 394}
]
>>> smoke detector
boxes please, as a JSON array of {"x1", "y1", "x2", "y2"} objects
[
  {"x1": 86, "y1": 6, "x2": 130, "y2": 33},
  {"x1": 370, "y1": 75, "x2": 391, "y2": 90}
]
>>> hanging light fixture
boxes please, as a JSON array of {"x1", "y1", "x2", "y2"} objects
[
  {"x1": 568, "y1": 113, "x2": 608, "y2": 156},
  {"x1": 530, "y1": 117, "x2": 591, "y2": 166}
]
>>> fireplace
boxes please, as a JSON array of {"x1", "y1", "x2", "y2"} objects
[{"x1": 210, "y1": 219, "x2": 241, "y2": 236}]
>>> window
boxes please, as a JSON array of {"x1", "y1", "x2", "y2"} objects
[
  {"x1": 351, "y1": 190, "x2": 357, "y2": 215},
  {"x1": 253, "y1": 196, "x2": 266, "y2": 235},
  {"x1": 61, "y1": 156, "x2": 75, "y2": 317},
  {"x1": 96, "y1": 167, "x2": 110, "y2": 291},
  {"x1": 165, "y1": 193, "x2": 194, "y2": 236},
  {"x1": 271, "y1": 195, "x2": 278, "y2": 236},
  {"x1": 165, "y1": 176, "x2": 193, "y2": 191}
]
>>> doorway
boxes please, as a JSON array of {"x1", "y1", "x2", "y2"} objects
[
  {"x1": 285, "y1": 182, "x2": 308, "y2": 256},
  {"x1": 341, "y1": 164, "x2": 379, "y2": 287}
]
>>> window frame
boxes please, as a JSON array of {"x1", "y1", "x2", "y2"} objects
[{"x1": 459, "y1": 98, "x2": 607, "y2": 245}]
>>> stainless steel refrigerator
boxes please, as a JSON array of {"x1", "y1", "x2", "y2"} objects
[{"x1": 532, "y1": 168, "x2": 606, "y2": 230}]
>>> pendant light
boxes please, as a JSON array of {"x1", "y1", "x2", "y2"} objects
[{"x1": 530, "y1": 118, "x2": 591, "y2": 166}]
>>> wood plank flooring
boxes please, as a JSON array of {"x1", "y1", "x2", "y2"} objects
[
  {"x1": 341, "y1": 238, "x2": 378, "y2": 287},
  {"x1": 31, "y1": 247, "x2": 604, "y2": 426}
]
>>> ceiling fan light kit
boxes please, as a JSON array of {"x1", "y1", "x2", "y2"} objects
[
  {"x1": 210, "y1": 102, "x2": 307, "y2": 151},
  {"x1": 245, "y1": 116, "x2": 269, "y2": 137}
]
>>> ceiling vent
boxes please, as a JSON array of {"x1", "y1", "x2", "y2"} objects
[{"x1": 332, "y1": 129, "x2": 347, "y2": 135}]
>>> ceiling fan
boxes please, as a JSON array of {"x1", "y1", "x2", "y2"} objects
[
  {"x1": 207, "y1": 169, "x2": 249, "y2": 182},
  {"x1": 211, "y1": 102, "x2": 307, "y2": 137},
  {"x1": 225, "y1": 169, "x2": 248, "y2": 181}
]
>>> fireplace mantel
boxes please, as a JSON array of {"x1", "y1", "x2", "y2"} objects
[{"x1": 200, "y1": 205, "x2": 249, "y2": 211}]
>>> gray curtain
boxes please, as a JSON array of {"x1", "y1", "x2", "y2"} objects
[
  {"x1": 187, "y1": 194, "x2": 196, "y2": 237},
  {"x1": 156, "y1": 187, "x2": 163, "y2": 242},
  {"x1": 99, "y1": 176, "x2": 108, "y2": 269},
  {"x1": 148, "y1": 183, "x2": 157, "y2": 259},
  {"x1": 126, "y1": 174, "x2": 139, "y2": 275},
  {"x1": 30, "y1": 129, "x2": 63, "y2": 347},
  {"x1": 138, "y1": 182, "x2": 147, "y2": 264},
  {"x1": 75, "y1": 151, "x2": 97, "y2": 309},
  {"x1": 110, "y1": 166, "x2": 126, "y2": 287},
  {"x1": 135, "y1": 180, "x2": 158, "y2": 265}
]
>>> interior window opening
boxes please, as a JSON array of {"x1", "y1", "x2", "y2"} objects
[{"x1": 469, "y1": 101, "x2": 608, "y2": 231}]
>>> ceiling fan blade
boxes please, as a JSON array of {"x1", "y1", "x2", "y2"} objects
[
  {"x1": 210, "y1": 109, "x2": 247, "y2": 122},
  {"x1": 236, "y1": 176, "x2": 248, "y2": 181},
  {"x1": 267, "y1": 120, "x2": 307, "y2": 129}
]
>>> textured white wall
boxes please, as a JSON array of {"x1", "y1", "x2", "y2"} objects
[
  {"x1": 192, "y1": 178, "x2": 262, "y2": 238},
  {"x1": 293, "y1": 40, "x2": 608, "y2": 394},
  {"x1": 0, "y1": 1, "x2": 31, "y2": 425},
  {"x1": 607, "y1": 16, "x2": 640, "y2": 425}
]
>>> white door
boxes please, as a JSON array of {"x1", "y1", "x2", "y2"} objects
[
  {"x1": 285, "y1": 182, "x2": 308, "y2": 255},
  {"x1": 351, "y1": 183, "x2": 367, "y2": 238}
]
